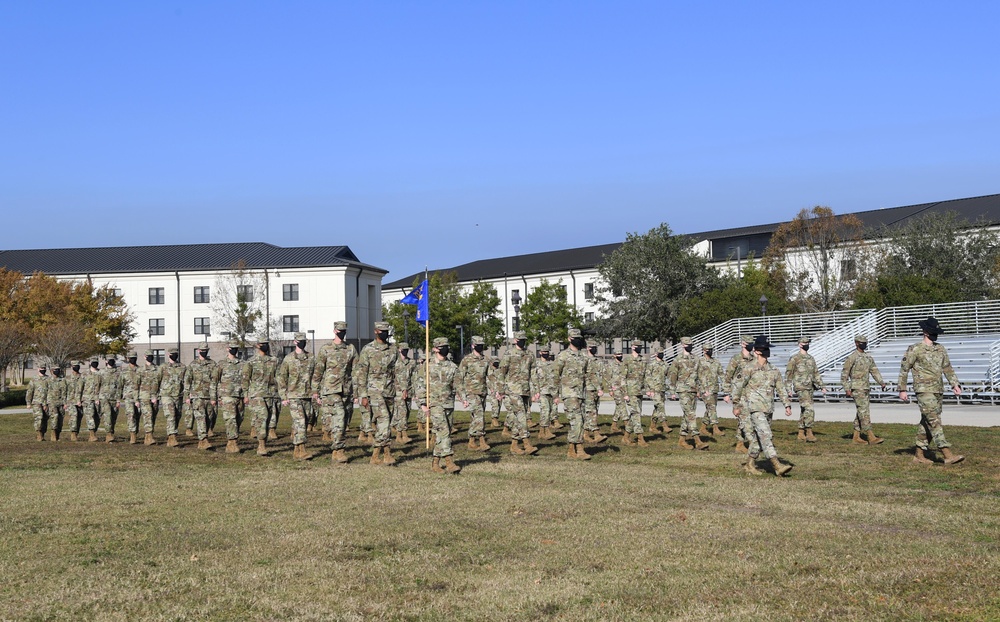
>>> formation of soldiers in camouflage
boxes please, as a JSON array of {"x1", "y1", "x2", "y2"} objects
[{"x1": 24, "y1": 316, "x2": 970, "y2": 475}]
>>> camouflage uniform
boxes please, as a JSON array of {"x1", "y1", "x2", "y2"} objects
[
  {"x1": 26, "y1": 370, "x2": 49, "y2": 435},
  {"x1": 277, "y1": 336, "x2": 315, "y2": 447},
  {"x1": 120, "y1": 355, "x2": 142, "y2": 436},
  {"x1": 496, "y1": 332, "x2": 535, "y2": 441},
  {"x1": 606, "y1": 355, "x2": 628, "y2": 422},
  {"x1": 82, "y1": 361, "x2": 103, "y2": 432},
  {"x1": 216, "y1": 350, "x2": 245, "y2": 441},
  {"x1": 584, "y1": 346, "x2": 603, "y2": 432},
  {"x1": 487, "y1": 360, "x2": 504, "y2": 424},
  {"x1": 355, "y1": 323, "x2": 397, "y2": 449},
  {"x1": 98, "y1": 360, "x2": 122, "y2": 437},
  {"x1": 553, "y1": 336, "x2": 590, "y2": 445},
  {"x1": 415, "y1": 342, "x2": 459, "y2": 458},
  {"x1": 137, "y1": 353, "x2": 161, "y2": 435},
  {"x1": 898, "y1": 337, "x2": 960, "y2": 452},
  {"x1": 311, "y1": 330, "x2": 359, "y2": 451},
  {"x1": 623, "y1": 348, "x2": 647, "y2": 433},
  {"x1": 392, "y1": 345, "x2": 414, "y2": 434},
  {"x1": 157, "y1": 351, "x2": 186, "y2": 437},
  {"x1": 696, "y1": 344, "x2": 724, "y2": 428},
  {"x1": 725, "y1": 337, "x2": 756, "y2": 445},
  {"x1": 64, "y1": 365, "x2": 85, "y2": 434},
  {"x1": 842, "y1": 339, "x2": 885, "y2": 434},
  {"x1": 531, "y1": 350, "x2": 556, "y2": 429},
  {"x1": 732, "y1": 358, "x2": 790, "y2": 461},
  {"x1": 458, "y1": 337, "x2": 492, "y2": 438},
  {"x1": 667, "y1": 338, "x2": 700, "y2": 437},
  {"x1": 644, "y1": 346, "x2": 668, "y2": 426},
  {"x1": 183, "y1": 355, "x2": 218, "y2": 441},
  {"x1": 44, "y1": 372, "x2": 66, "y2": 437},
  {"x1": 786, "y1": 340, "x2": 824, "y2": 430},
  {"x1": 243, "y1": 344, "x2": 280, "y2": 441}
]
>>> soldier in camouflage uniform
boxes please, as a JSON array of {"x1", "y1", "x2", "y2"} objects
[
  {"x1": 583, "y1": 341, "x2": 607, "y2": 443},
  {"x1": 26, "y1": 365, "x2": 49, "y2": 441},
  {"x1": 696, "y1": 342, "x2": 724, "y2": 438},
  {"x1": 81, "y1": 359, "x2": 103, "y2": 441},
  {"x1": 496, "y1": 331, "x2": 539, "y2": 456},
  {"x1": 311, "y1": 322, "x2": 359, "y2": 463},
  {"x1": 786, "y1": 337, "x2": 826, "y2": 442},
  {"x1": 416, "y1": 337, "x2": 462, "y2": 473},
  {"x1": 355, "y1": 322, "x2": 398, "y2": 465},
  {"x1": 622, "y1": 343, "x2": 647, "y2": 440},
  {"x1": 184, "y1": 347, "x2": 217, "y2": 450},
  {"x1": 724, "y1": 335, "x2": 756, "y2": 453},
  {"x1": 842, "y1": 335, "x2": 886, "y2": 446},
  {"x1": 44, "y1": 366, "x2": 66, "y2": 441},
  {"x1": 487, "y1": 359, "x2": 504, "y2": 428},
  {"x1": 458, "y1": 335, "x2": 493, "y2": 450},
  {"x1": 157, "y1": 348, "x2": 185, "y2": 447},
  {"x1": 217, "y1": 341, "x2": 245, "y2": 453},
  {"x1": 64, "y1": 361, "x2": 84, "y2": 441},
  {"x1": 669, "y1": 337, "x2": 709, "y2": 450},
  {"x1": 644, "y1": 344, "x2": 670, "y2": 436},
  {"x1": 392, "y1": 341, "x2": 415, "y2": 444},
  {"x1": 243, "y1": 340, "x2": 280, "y2": 456},
  {"x1": 138, "y1": 350, "x2": 160, "y2": 445},
  {"x1": 99, "y1": 356, "x2": 122, "y2": 443},
  {"x1": 732, "y1": 336, "x2": 793, "y2": 476},
  {"x1": 607, "y1": 351, "x2": 628, "y2": 431},
  {"x1": 898, "y1": 317, "x2": 965, "y2": 465},
  {"x1": 120, "y1": 352, "x2": 142, "y2": 444},
  {"x1": 278, "y1": 332, "x2": 316, "y2": 461},
  {"x1": 554, "y1": 328, "x2": 593, "y2": 460},
  {"x1": 531, "y1": 346, "x2": 556, "y2": 440}
]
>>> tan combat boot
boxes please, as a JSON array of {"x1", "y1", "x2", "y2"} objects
[
  {"x1": 331, "y1": 449, "x2": 347, "y2": 463},
  {"x1": 806, "y1": 428, "x2": 817, "y2": 443},
  {"x1": 166, "y1": 434, "x2": 179, "y2": 447},
  {"x1": 582, "y1": 429, "x2": 594, "y2": 443},
  {"x1": 144, "y1": 433, "x2": 156, "y2": 445},
  {"x1": 770, "y1": 457, "x2": 792, "y2": 476},
  {"x1": 105, "y1": 432, "x2": 114, "y2": 443},
  {"x1": 36, "y1": 431, "x2": 44, "y2": 442},
  {"x1": 502, "y1": 426, "x2": 511, "y2": 439},
  {"x1": 522, "y1": 437, "x2": 538, "y2": 455},
  {"x1": 694, "y1": 436, "x2": 710, "y2": 450},
  {"x1": 250, "y1": 426, "x2": 257, "y2": 438},
  {"x1": 567, "y1": 443, "x2": 577, "y2": 459},
  {"x1": 550, "y1": 419, "x2": 564, "y2": 430},
  {"x1": 539, "y1": 427, "x2": 554, "y2": 440},
  {"x1": 468, "y1": 437, "x2": 478, "y2": 450},
  {"x1": 852, "y1": 431, "x2": 867, "y2": 444},
  {"x1": 207, "y1": 428, "x2": 216, "y2": 438},
  {"x1": 88, "y1": 430, "x2": 98, "y2": 442},
  {"x1": 941, "y1": 447, "x2": 965, "y2": 465},
  {"x1": 477, "y1": 436, "x2": 490, "y2": 451},
  {"x1": 636, "y1": 433, "x2": 649, "y2": 447},
  {"x1": 431, "y1": 457, "x2": 445, "y2": 473},
  {"x1": 735, "y1": 439, "x2": 748, "y2": 453},
  {"x1": 70, "y1": 431, "x2": 79, "y2": 442},
  {"x1": 357, "y1": 430, "x2": 366, "y2": 441},
  {"x1": 610, "y1": 420, "x2": 620, "y2": 433},
  {"x1": 712, "y1": 424, "x2": 724, "y2": 437},
  {"x1": 185, "y1": 428, "x2": 194, "y2": 437},
  {"x1": 369, "y1": 446, "x2": 382, "y2": 465},
  {"x1": 257, "y1": 439, "x2": 269, "y2": 456},
  {"x1": 797, "y1": 429, "x2": 807, "y2": 441},
  {"x1": 267, "y1": 429, "x2": 278, "y2": 440},
  {"x1": 381, "y1": 448, "x2": 396, "y2": 465},
  {"x1": 575, "y1": 444, "x2": 592, "y2": 460},
  {"x1": 592, "y1": 429, "x2": 608, "y2": 443},
  {"x1": 400, "y1": 430, "x2": 413, "y2": 444},
  {"x1": 225, "y1": 439, "x2": 239, "y2": 454},
  {"x1": 491, "y1": 417, "x2": 500, "y2": 428},
  {"x1": 444, "y1": 456, "x2": 461, "y2": 473},
  {"x1": 198, "y1": 438, "x2": 212, "y2": 451},
  {"x1": 323, "y1": 430, "x2": 332, "y2": 442},
  {"x1": 866, "y1": 430, "x2": 884, "y2": 445},
  {"x1": 129, "y1": 432, "x2": 138, "y2": 444},
  {"x1": 622, "y1": 431, "x2": 635, "y2": 446},
  {"x1": 51, "y1": 430, "x2": 60, "y2": 442},
  {"x1": 700, "y1": 423, "x2": 710, "y2": 437},
  {"x1": 678, "y1": 435, "x2": 692, "y2": 450},
  {"x1": 306, "y1": 424, "x2": 314, "y2": 433},
  {"x1": 509, "y1": 440, "x2": 525, "y2": 455},
  {"x1": 744, "y1": 458, "x2": 763, "y2": 476}
]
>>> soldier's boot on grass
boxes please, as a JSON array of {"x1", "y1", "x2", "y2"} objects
[
  {"x1": 70, "y1": 432, "x2": 79, "y2": 442},
  {"x1": 610, "y1": 420, "x2": 620, "y2": 433},
  {"x1": 166, "y1": 434, "x2": 179, "y2": 447},
  {"x1": 550, "y1": 419, "x2": 564, "y2": 430},
  {"x1": 591, "y1": 429, "x2": 607, "y2": 443},
  {"x1": 477, "y1": 436, "x2": 490, "y2": 451},
  {"x1": 381, "y1": 448, "x2": 396, "y2": 465},
  {"x1": 47, "y1": 430, "x2": 57, "y2": 441},
  {"x1": 185, "y1": 428, "x2": 194, "y2": 437},
  {"x1": 256, "y1": 439, "x2": 269, "y2": 456},
  {"x1": 693, "y1": 436, "x2": 710, "y2": 451},
  {"x1": 357, "y1": 430, "x2": 366, "y2": 442},
  {"x1": 490, "y1": 417, "x2": 500, "y2": 428},
  {"x1": 582, "y1": 429, "x2": 594, "y2": 443},
  {"x1": 678, "y1": 435, "x2": 693, "y2": 450},
  {"x1": 700, "y1": 423, "x2": 710, "y2": 437},
  {"x1": 540, "y1": 426, "x2": 555, "y2": 440},
  {"x1": 129, "y1": 432, "x2": 138, "y2": 444},
  {"x1": 36, "y1": 431, "x2": 44, "y2": 442},
  {"x1": 225, "y1": 439, "x2": 239, "y2": 454},
  {"x1": 567, "y1": 443, "x2": 577, "y2": 459},
  {"x1": 712, "y1": 424, "x2": 724, "y2": 437},
  {"x1": 912, "y1": 447, "x2": 933, "y2": 464},
  {"x1": 432, "y1": 457, "x2": 446, "y2": 474},
  {"x1": 501, "y1": 426, "x2": 512, "y2": 439},
  {"x1": 444, "y1": 456, "x2": 461, "y2": 473},
  {"x1": 509, "y1": 440, "x2": 525, "y2": 455},
  {"x1": 941, "y1": 447, "x2": 965, "y2": 465},
  {"x1": 197, "y1": 438, "x2": 212, "y2": 450},
  {"x1": 468, "y1": 437, "x2": 478, "y2": 450},
  {"x1": 735, "y1": 439, "x2": 748, "y2": 453},
  {"x1": 207, "y1": 428, "x2": 216, "y2": 438},
  {"x1": 144, "y1": 433, "x2": 156, "y2": 445},
  {"x1": 400, "y1": 429, "x2": 413, "y2": 444},
  {"x1": 369, "y1": 446, "x2": 382, "y2": 465},
  {"x1": 322, "y1": 430, "x2": 332, "y2": 442},
  {"x1": 250, "y1": 426, "x2": 257, "y2": 438},
  {"x1": 744, "y1": 458, "x2": 763, "y2": 476},
  {"x1": 575, "y1": 443, "x2": 592, "y2": 460},
  {"x1": 636, "y1": 433, "x2": 649, "y2": 447},
  {"x1": 770, "y1": 457, "x2": 792, "y2": 476},
  {"x1": 331, "y1": 449, "x2": 347, "y2": 463},
  {"x1": 267, "y1": 429, "x2": 278, "y2": 441},
  {"x1": 88, "y1": 430, "x2": 98, "y2": 442},
  {"x1": 852, "y1": 431, "x2": 867, "y2": 445},
  {"x1": 866, "y1": 430, "x2": 883, "y2": 445},
  {"x1": 797, "y1": 429, "x2": 807, "y2": 441},
  {"x1": 806, "y1": 428, "x2": 817, "y2": 443},
  {"x1": 522, "y1": 437, "x2": 539, "y2": 455},
  {"x1": 622, "y1": 432, "x2": 635, "y2": 446},
  {"x1": 105, "y1": 432, "x2": 114, "y2": 443}
]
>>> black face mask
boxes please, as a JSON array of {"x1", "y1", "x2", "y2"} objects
[
  {"x1": 614, "y1": 355, "x2": 622, "y2": 361},
  {"x1": 589, "y1": 347, "x2": 597, "y2": 355},
  {"x1": 295, "y1": 340, "x2": 307, "y2": 350},
  {"x1": 656, "y1": 353, "x2": 664, "y2": 360},
  {"x1": 376, "y1": 331, "x2": 389, "y2": 342},
  {"x1": 72, "y1": 365, "x2": 80, "y2": 372},
  {"x1": 335, "y1": 330, "x2": 347, "y2": 341},
  {"x1": 516, "y1": 339, "x2": 526, "y2": 349},
  {"x1": 928, "y1": 333, "x2": 939, "y2": 342},
  {"x1": 107, "y1": 361, "x2": 116, "y2": 368},
  {"x1": 145, "y1": 356, "x2": 154, "y2": 363},
  {"x1": 683, "y1": 345, "x2": 692, "y2": 353},
  {"x1": 757, "y1": 348, "x2": 770, "y2": 359},
  {"x1": 801, "y1": 345, "x2": 810, "y2": 352},
  {"x1": 492, "y1": 361, "x2": 500, "y2": 369},
  {"x1": 259, "y1": 344, "x2": 270, "y2": 355},
  {"x1": 474, "y1": 344, "x2": 484, "y2": 354},
  {"x1": 91, "y1": 362, "x2": 99, "y2": 369},
  {"x1": 570, "y1": 337, "x2": 586, "y2": 349},
  {"x1": 437, "y1": 346, "x2": 450, "y2": 358},
  {"x1": 169, "y1": 353, "x2": 179, "y2": 362},
  {"x1": 128, "y1": 357, "x2": 138, "y2": 366},
  {"x1": 745, "y1": 344, "x2": 753, "y2": 352},
  {"x1": 229, "y1": 348, "x2": 239, "y2": 357},
  {"x1": 632, "y1": 348, "x2": 641, "y2": 355},
  {"x1": 704, "y1": 350, "x2": 713, "y2": 357},
  {"x1": 199, "y1": 350, "x2": 209, "y2": 359},
  {"x1": 858, "y1": 343, "x2": 868, "y2": 351},
  {"x1": 400, "y1": 349, "x2": 409, "y2": 358}
]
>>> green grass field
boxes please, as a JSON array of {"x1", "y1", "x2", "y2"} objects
[{"x1": 1, "y1": 410, "x2": 998, "y2": 621}]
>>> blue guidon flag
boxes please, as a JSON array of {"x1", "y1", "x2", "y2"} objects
[{"x1": 400, "y1": 279, "x2": 429, "y2": 326}]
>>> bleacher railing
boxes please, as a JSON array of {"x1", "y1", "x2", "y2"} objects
[{"x1": 691, "y1": 310, "x2": 868, "y2": 353}]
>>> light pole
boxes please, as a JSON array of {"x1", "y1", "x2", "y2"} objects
[
  {"x1": 511, "y1": 289, "x2": 522, "y2": 332},
  {"x1": 307, "y1": 329, "x2": 315, "y2": 355},
  {"x1": 455, "y1": 325, "x2": 464, "y2": 359},
  {"x1": 759, "y1": 294, "x2": 768, "y2": 317}
]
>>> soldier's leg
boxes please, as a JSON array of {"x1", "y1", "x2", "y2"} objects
[
  {"x1": 46, "y1": 404, "x2": 62, "y2": 436},
  {"x1": 468, "y1": 395, "x2": 486, "y2": 438},
  {"x1": 32, "y1": 404, "x2": 47, "y2": 435},
  {"x1": 652, "y1": 393, "x2": 666, "y2": 424},
  {"x1": 431, "y1": 406, "x2": 454, "y2": 457},
  {"x1": 507, "y1": 396, "x2": 529, "y2": 439},
  {"x1": 161, "y1": 399, "x2": 179, "y2": 436},
  {"x1": 268, "y1": 398, "x2": 280, "y2": 432},
  {"x1": 566, "y1": 397, "x2": 585, "y2": 445},
  {"x1": 916, "y1": 392, "x2": 949, "y2": 449},
  {"x1": 703, "y1": 394, "x2": 718, "y2": 427},
  {"x1": 361, "y1": 401, "x2": 374, "y2": 435},
  {"x1": 101, "y1": 400, "x2": 118, "y2": 435},
  {"x1": 221, "y1": 398, "x2": 239, "y2": 440},
  {"x1": 141, "y1": 401, "x2": 155, "y2": 434},
  {"x1": 65, "y1": 404, "x2": 80, "y2": 434},
  {"x1": 798, "y1": 392, "x2": 815, "y2": 430},
  {"x1": 287, "y1": 399, "x2": 307, "y2": 446},
  {"x1": 679, "y1": 393, "x2": 697, "y2": 436},
  {"x1": 127, "y1": 403, "x2": 141, "y2": 435},
  {"x1": 537, "y1": 395, "x2": 550, "y2": 428},
  {"x1": 750, "y1": 411, "x2": 776, "y2": 460},
  {"x1": 855, "y1": 391, "x2": 872, "y2": 433},
  {"x1": 613, "y1": 393, "x2": 627, "y2": 422},
  {"x1": 192, "y1": 399, "x2": 209, "y2": 440},
  {"x1": 373, "y1": 397, "x2": 393, "y2": 447},
  {"x1": 327, "y1": 396, "x2": 347, "y2": 450},
  {"x1": 626, "y1": 395, "x2": 644, "y2": 434}
]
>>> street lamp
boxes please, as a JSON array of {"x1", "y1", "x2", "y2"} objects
[
  {"x1": 759, "y1": 294, "x2": 768, "y2": 317},
  {"x1": 511, "y1": 289, "x2": 522, "y2": 332},
  {"x1": 402, "y1": 308, "x2": 410, "y2": 344},
  {"x1": 455, "y1": 324, "x2": 464, "y2": 358},
  {"x1": 147, "y1": 328, "x2": 152, "y2": 351},
  {"x1": 307, "y1": 329, "x2": 315, "y2": 355}
]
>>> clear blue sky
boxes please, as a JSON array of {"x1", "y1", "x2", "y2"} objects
[{"x1": 3, "y1": 1, "x2": 999, "y2": 281}]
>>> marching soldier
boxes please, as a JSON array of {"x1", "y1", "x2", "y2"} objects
[
  {"x1": 44, "y1": 366, "x2": 66, "y2": 441},
  {"x1": 121, "y1": 352, "x2": 142, "y2": 444},
  {"x1": 26, "y1": 364, "x2": 49, "y2": 441},
  {"x1": 732, "y1": 336, "x2": 793, "y2": 476},
  {"x1": 842, "y1": 335, "x2": 886, "y2": 445},
  {"x1": 487, "y1": 359, "x2": 503, "y2": 429},
  {"x1": 416, "y1": 337, "x2": 462, "y2": 473},
  {"x1": 607, "y1": 350, "x2": 628, "y2": 432},
  {"x1": 724, "y1": 335, "x2": 756, "y2": 453},
  {"x1": 458, "y1": 335, "x2": 492, "y2": 450},
  {"x1": 644, "y1": 344, "x2": 670, "y2": 436},
  {"x1": 99, "y1": 356, "x2": 121, "y2": 443},
  {"x1": 277, "y1": 332, "x2": 316, "y2": 461},
  {"x1": 184, "y1": 346, "x2": 217, "y2": 450},
  {"x1": 217, "y1": 341, "x2": 245, "y2": 453},
  {"x1": 669, "y1": 337, "x2": 709, "y2": 450},
  {"x1": 81, "y1": 358, "x2": 103, "y2": 441},
  {"x1": 583, "y1": 341, "x2": 607, "y2": 443},
  {"x1": 243, "y1": 340, "x2": 280, "y2": 456},
  {"x1": 64, "y1": 361, "x2": 84, "y2": 441},
  {"x1": 696, "y1": 342, "x2": 724, "y2": 438},
  {"x1": 392, "y1": 341, "x2": 415, "y2": 445},
  {"x1": 158, "y1": 348, "x2": 186, "y2": 447},
  {"x1": 553, "y1": 328, "x2": 593, "y2": 460},
  {"x1": 355, "y1": 322, "x2": 398, "y2": 465},
  {"x1": 311, "y1": 322, "x2": 359, "y2": 463},
  {"x1": 138, "y1": 350, "x2": 161, "y2": 445},
  {"x1": 787, "y1": 337, "x2": 825, "y2": 442},
  {"x1": 622, "y1": 342, "x2": 647, "y2": 442},
  {"x1": 495, "y1": 331, "x2": 539, "y2": 456}
]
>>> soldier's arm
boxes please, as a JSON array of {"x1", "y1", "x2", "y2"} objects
[
  {"x1": 840, "y1": 355, "x2": 853, "y2": 389},
  {"x1": 785, "y1": 356, "x2": 796, "y2": 385},
  {"x1": 310, "y1": 351, "x2": 326, "y2": 396},
  {"x1": 942, "y1": 349, "x2": 960, "y2": 390},
  {"x1": 897, "y1": 346, "x2": 915, "y2": 389},
  {"x1": 870, "y1": 362, "x2": 885, "y2": 389}
]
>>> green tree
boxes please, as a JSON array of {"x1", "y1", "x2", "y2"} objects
[
  {"x1": 465, "y1": 281, "x2": 504, "y2": 349},
  {"x1": 519, "y1": 279, "x2": 582, "y2": 347},
  {"x1": 596, "y1": 223, "x2": 721, "y2": 342},
  {"x1": 211, "y1": 261, "x2": 269, "y2": 348},
  {"x1": 676, "y1": 259, "x2": 792, "y2": 336}
]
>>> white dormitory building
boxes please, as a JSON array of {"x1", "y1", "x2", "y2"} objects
[
  {"x1": 0, "y1": 243, "x2": 387, "y2": 366},
  {"x1": 383, "y1": 193, "x2": 1000, "y2": 349}
]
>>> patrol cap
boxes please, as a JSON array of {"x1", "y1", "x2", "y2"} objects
[
  {"x1": 538, "y1": 345, "x2": 550, "y2": 353},
  {"x1": 798, "y1": 337, "x2": 811, "y2": 345},
  {"x1": 167, "y1": 347, "x2": 179, "y2": 355},
  {"x1": 433, "y1": 337, "x2": 449, "y2": 348},
  {"x1": 471, "y1": 335, "x2": 485, "y2": 345},
  {"x1": 649, "y1": 343, "x2": 662, "y2": 354},
  {"x1": 128, "y1": 351, "x2": 138, "y2": 358},
  {"x1": 587, "y1": 340, "x2": 597, "y2": 350},
  {"x1": 37, "y1": 363, "x2": 46, "y2": 370},
  {"x1": 106, "y1": 354, "x2": 117, "y2": 361},
  {"x1": 228, "y1": 340, "x2": 239, "y2": 348},
  {"x1": 256, "y1": 339, "x2": 270, "y2": 347},
  {"x1": 70, "y1": 360, "x2": 80, "y2": 366},
  {"x1": 293, "y1": 332, "x2": 307, "y2": 341},
  {"x1": 334, "y1": 321, "x2": 348, "y2": 330},
  {"x1": 397, "y1": 342, "x2": 409, "y2": 350},
  {"x1": 513, "y1": 331, "x2": 527, "y2": 340},
  {"x1": 855, "y1": 334, "x2": 868, "y2": 344},
  {"x1": 374, "y1": 322, "x2": 390, "y2": 331},
  {"x1": 90, "y1": 357, "x2": 100, "y2": 364},
  {"x1": 703, "y1": 342, "x2": 714, "y2": 351},
  {"x1": 143, "y1": 350, "x2": 153, "y2": 356},
  {"x1": 741, "y1": 335, "x2": 754, "y2": 344},
  {"x1": 680, "y1": 336, "x2": 693, "y2": 346},
  {"x1": 567, "y1": 328, "x2": 582, "y2": 338}
]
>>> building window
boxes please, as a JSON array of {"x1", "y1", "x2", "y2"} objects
[
  {"x1": 194, "y1": 286, "x2": 210, "y2": 304},
  {"x1": 282, "y1": 345, "x2": 296, "y2": 359},
  {"x1": 283, "y1": 283, "x2": 299, "y2": 301},
  {"x1": 237, "y1": 285, "x2": 254, "y2": 303},
  {"x1": 194, "y1": 317, "x2": 211, "y2": 335},
  {"x1": 152, "y1": 349, "x2": 165, "y2": 365},
  {"x1": 149, "y1": 318, "x2": 165, "y2": 336},
  {"x1": 283, "y1": 315, "x2": 299, "y2": 332},
  {"x1": 112, "y1": 288, "x2": 123, "y2": 299},
  {"x1": 840, "y1": 258, "x2": 858, "y2": 281},
  {"x1": 559, "y1": 284, "x2": 567, "y2": 299},
  {"x1": 584, "y1": 283, "x2": 594, "y2": 300},
  {"x1": 149, "y1": 287, "x2": 165, "y2": 305},
  {"x1": 192, "y1": 348, "x2": 202, "y2": 361},
  {"x1": 585, "y1": 312, "x2": 595, "y2": 323}
]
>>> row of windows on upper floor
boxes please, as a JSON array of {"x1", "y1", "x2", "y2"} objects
[
  {"x1": 142, "y1": 284, "x2": 301, "y2": 305},
  {"x1": 146, "y1": 315, "x2": 302, "y2": 336}
]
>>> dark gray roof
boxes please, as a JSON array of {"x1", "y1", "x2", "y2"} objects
[
  {"x1": 386, "y1": 193, "x2": 1000, "y2": 288},
  {"x1": 0, "y1": 242, "x2": 386, "y2": 275}
]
